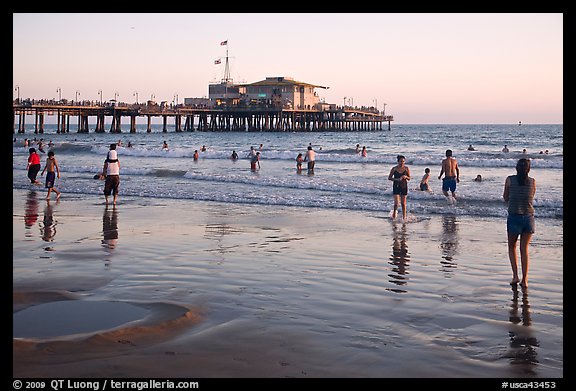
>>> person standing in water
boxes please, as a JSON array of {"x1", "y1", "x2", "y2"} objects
[
  {"x1": 250, "y1": 151, "x2": 260, "y2": 171},
  {"x1": 419, "y1": 167, "x2": 431, "y2": 191},
  {"x1": 40, "y1": 151, "x2": 61, "y2": 200},
  {"x1": 304, "y1": 146, "x2": 316, "y2": 172},
  {"x1": 503, "y1": 158, "x2": 536, "y2": 289},
  {"x1": 103, "y1": 144, "x2": 120, "y2": 205},
  {"x1": 388, "y1": 155, "x2": 411, "y2": 220},
  {"x1": 296, "y1": 153, "x2": 304, "y2": 172},
  {"x1": 438, "y1": 149, "x2": 460, "y2": 203},
  {"x1": 26, "y1": 147, "x2": 41, "y2": 185}
]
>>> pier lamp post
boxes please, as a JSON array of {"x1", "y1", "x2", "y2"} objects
[
  {"x1": 114, "y1": 92, "x2": 119, "y2": 102},
  {"x1": 98, "y1": 89, "x2": 103, "y2": 105},
  {"x1": 133, "y1": 91, "x2": 139, "y2": 104},
  {"x1": 57, "y1": 87, "x2": 62, "y2": 102},
  {"x1": 343, "y1": 97, "x2": 346, "y2": 108},
  {"x1": 76, "y1": 90, "x2": 80, "y2": 104},
  {"x1": 373, "y1": 98, "x2": 378, "y2": 112},
  {"x1": 14, "y1": 85, "x2": 20, "y2": 103},
  {"x1": 174, "y1": 93, "x2": 179, "y2": 107},
  {"x1": 383, "y1": 103, "x2": 387, "y2": 116}
]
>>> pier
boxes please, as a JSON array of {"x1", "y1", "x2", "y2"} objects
[{"x1": 12, "y1": 100, "x2": 394, "y2": 134}]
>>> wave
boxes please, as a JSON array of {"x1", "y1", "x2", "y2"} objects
[
  {"x1": 13, "y1": 181, "x2": 562, "y2": 219},
  {"x1": 14, "y1": 134, "x2": 562, "y2": 169},
  {"x1": 13, "y1": 166, "x2": 562, "y2": 220},
  {"x1": 37, "y1": 145, "x2": 562, "y2": 169}
]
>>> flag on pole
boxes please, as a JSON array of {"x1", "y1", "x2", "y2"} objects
[
  {"x1": 214, "y1": 59, "x2": 221, "y2": 64},
  {"x1": 220, "y1": 40, "x2": 228, "y2": 45}
]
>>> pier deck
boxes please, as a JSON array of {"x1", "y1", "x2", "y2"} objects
[{"x1": 13, "y1": 101, "x2": 393, "y2": 133}]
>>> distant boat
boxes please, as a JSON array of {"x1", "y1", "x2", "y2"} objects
[{"x1": 519, "y1": 121, "x2": 522, "y2": 126}]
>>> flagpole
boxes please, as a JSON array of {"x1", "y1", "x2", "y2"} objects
[
  {"x1": 224, "y1": 43, "x2": 230, "y2": 83},
  {"x1": 223, "y1": 41, "x2": 230, "y2": 100}
]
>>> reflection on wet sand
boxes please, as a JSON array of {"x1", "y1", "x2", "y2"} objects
[
  {"x1": 439, "y1": 214, "x2": 459, "y2": 275},
  {"x1": 41, "y1": 200, "x2": 56, "y2": 243},
  {"x1": 102, "y1": 205, "x2": 119, "y2": 250},
  {"x1": 507, "y1": 286, "x2": 539, "y2": 375},
  {"x1": 24, "y1": 190, "x2": 39, "y2": 237},
  {"x1": 204, "y1": 223, "x2": 240, "y2": 264},
  {"x1": 387, "y1": 221, "x2": 410, "y2": 293}
]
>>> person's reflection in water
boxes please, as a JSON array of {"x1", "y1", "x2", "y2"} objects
[
  {"x1": 507, "y1": 286, "x2": 539, "y2": 375},
  {"x1": 41, "y1": 199, "x2": 57, "y2": 243},
  {"x1": 102, "y1": 204, "x2": 119, "y2": 250},
  {"x1": 439, "y1": 214, "x2": 459, "y2": 275},
  {"x1": 387, "y1": 221, "x2": 410, "y2": 293},
  {"x1": 24, "y1": 190, "x2": 39, "y2": 237}
]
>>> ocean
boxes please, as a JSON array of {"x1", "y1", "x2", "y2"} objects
[
  {"x1": 12, "y1": 124, "x2": 563, "y2": 220},
  {"x1": 12, "y1": 123, "x2": 563, "y2": 379}
]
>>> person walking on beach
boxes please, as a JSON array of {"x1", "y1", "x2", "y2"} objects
[
  {"x1": 40, "y1": 151, "x2": 61, "y2": 200},
  {"x1": 388, "y1": 155, "x2": 411, "y2": 220},
  {"x1": 438, "y1": 149, "x2": 460, "y2": 203},
  {"x1": 503, "y1": 158, "x2": 536, "y2": 289},
  {"x1": 27, "y1": 147, "x2": 41, "y2": 185},
  {"x1": 304, "y1": 145, "x2": 316, "y2": 172},
  {"x1": 103, "y1": 144, "x2": 120, "y2": 205},
  {"x1": 250, "y1": 151, "x2": 260, "y2": 171}
]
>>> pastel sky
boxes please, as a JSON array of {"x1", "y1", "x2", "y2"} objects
[{"x1": 13, "y1": 13, "x2": 563, "y2": 124}]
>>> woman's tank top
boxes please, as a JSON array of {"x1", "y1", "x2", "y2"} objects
[{"x1": 507, "y1": 175, "x2": 535, "y2": 215}]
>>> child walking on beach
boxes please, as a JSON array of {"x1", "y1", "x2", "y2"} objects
[{"x1": 40, "y1": 151, "x2": 61, "y2": 200}]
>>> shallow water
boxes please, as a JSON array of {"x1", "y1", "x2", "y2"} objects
[
  {"x1": 13, "y1": 300, "x2": 150, "y2": 338},
  {"x1": 13, "y1": 124, "x2": 563, "y2": 219}
]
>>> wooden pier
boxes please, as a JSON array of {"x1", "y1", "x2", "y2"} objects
[{"x1": 12, "y1": 100, "x2": 394, "y2": 134}]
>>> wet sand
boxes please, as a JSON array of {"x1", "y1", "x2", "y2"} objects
[{"x1": 13, "y1": 188, "x2": 563, "y2": 378}]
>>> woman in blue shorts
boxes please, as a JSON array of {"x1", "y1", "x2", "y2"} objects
[{"x1": 503, "y1": 158, "x2": 536, "y2": 289}]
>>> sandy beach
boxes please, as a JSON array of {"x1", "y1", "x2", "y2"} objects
[{"x1": 13, "y1": 188, "x2": 563, "y2": 378}]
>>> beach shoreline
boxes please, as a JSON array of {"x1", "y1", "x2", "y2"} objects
[{"x1": 13, "y1": 188, "x2": 563, "y2": 378}]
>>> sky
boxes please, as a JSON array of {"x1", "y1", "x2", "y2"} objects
[{"x1": 13, "y1": 13, "x2": 563, "y2": 124}]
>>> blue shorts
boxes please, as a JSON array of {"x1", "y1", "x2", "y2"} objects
[
  {"x1": 442, "y1": 177, "x2": 457, "y2": 192},
  {"x1": 45, "y1": 172, "x2": 56, "y2": 189},
  {"x1": 507, "y1": 214, "x2": 535, "y2": 235}
]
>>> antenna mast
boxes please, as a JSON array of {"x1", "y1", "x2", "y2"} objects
[{"x1": 222, "y1": 42, "x2": 232, "y2": 84}]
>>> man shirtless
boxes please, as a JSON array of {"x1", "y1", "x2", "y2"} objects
[{"x1": 438, "y1": 149, "x2": 460, "y2": 201}]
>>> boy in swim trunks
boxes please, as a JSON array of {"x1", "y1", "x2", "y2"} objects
[
  {"x1": 438, "y1": 149, "x2": 460, "y2": 201},
  {"x1": 40, "y1": 151, "x2": 61, "y2": 200},
  {"x1": 419, "y1": 167, "x2": 430, "y2": 191}
]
